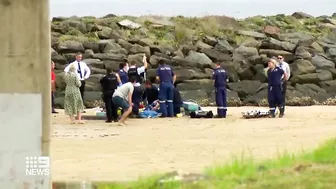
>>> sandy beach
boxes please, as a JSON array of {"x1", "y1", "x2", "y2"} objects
[{"x1": 51, "y1": 106, "x2": 336, "y2": 182}]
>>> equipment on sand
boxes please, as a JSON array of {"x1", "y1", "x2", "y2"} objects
[
  {"x1": 241, "y1": 109, "x2": 273, "y2": 119},
  {"x1": 190, "y1": 110, "x2": 214, "y2": 118}
]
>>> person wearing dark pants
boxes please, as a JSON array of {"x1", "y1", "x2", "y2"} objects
[
  {"x1": 51, "y1": 61, "x2": 58, "y2": 114},
  {"x1": 131, "y1": 86, "x2": 143, "y2": 115},
  {"x1": 100, "y1": 68, "x2": 122, "y2": 123},
  {"x1": 212, "y1": 63, "x2": 228, "y2": 118},
  {"x1": 267, "y1": 59, "x2": 287, "y2": 118},
  {"x1": 64, "y1": 52, "x2": 91, "y2": 113},
  {"x1": 173, "y1": 87, "x2": 183, "y2": 116},
  {"x1": 277, "y1": 55, "x2": 290, "y2": 114},
  {"x1": 127, "y1": 55, "x2": 148, "y2": 116},
  {"x1": 143, "y1": 81, "x2": 159, "y2": 105},
  {"x1": 156, "y1": 59, "x2": 176, "y2": 117}
]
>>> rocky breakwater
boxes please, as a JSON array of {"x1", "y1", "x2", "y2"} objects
[{"x1": 51, "y1": 12, "x2": 336, "y2": 108}]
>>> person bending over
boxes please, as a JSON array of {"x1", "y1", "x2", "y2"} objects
[{"x1": 112, "y1": 77, "x2": 137, "y2": 126}]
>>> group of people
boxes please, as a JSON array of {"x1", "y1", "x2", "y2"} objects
[
  {"x1": 51, "y1": 51, "x2": 291, "y2": 124},
  {"x1": 211, "y1": 55, "x2": 290, "y2": 118},
  {"x1": 100, "y1": 55, "x2": 183, "y2": 126}
]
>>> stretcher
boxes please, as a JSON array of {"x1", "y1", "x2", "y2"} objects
[{"x1": 241, "y1": 109, "x2": 274, "y2": 119}]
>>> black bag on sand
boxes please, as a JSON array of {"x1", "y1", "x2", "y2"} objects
[{"x1": 190, "y1": 110, "x2": 214, "y2": 118}]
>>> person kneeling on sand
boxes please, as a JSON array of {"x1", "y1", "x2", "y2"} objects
[{"x1": 112, "y1": 77, "x2": 137, "y2": 126}]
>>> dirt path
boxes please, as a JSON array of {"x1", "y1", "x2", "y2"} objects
[{"x1": 51, "y1": 106, "x2": 336, "y2": 181}]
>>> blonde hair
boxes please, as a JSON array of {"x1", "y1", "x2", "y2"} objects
[{"x1": 69, "y1": 64, "x2": 76, "y2": 73}]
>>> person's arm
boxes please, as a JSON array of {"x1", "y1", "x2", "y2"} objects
[
  {"x1": 128, "y1": 90, "x2": 133, "y2": 107},
  {"x1": 155, "y1": 69, "x2": 160, "y2": 83},
  {"x1": 84, "y1": 63, "x2": 91, "y2": 79},
  {"x1": 75, "y1": 74, "x2": 82, "y2": 87},
  {"x1": 285, "y1": 63, "x2": 291, "y2": 80},
  {"x1": 64, "y1": 63, "x2": 71, "y2": 72},
  {"x1": 172, "y1": 70, "x2": 176, "y2": 84},
  {"x1": 137, "y1": 66, "x2": 146, "y2": 75},
  {"x1": 143, "y1": 54, "x2": 148, "y2": 69},
  {"x1": 115, "y1": 73, "x2": 122, "y2": 86}
]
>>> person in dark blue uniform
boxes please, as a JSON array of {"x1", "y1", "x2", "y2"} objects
[
  {"x1": 267, "y1": 59, "x2": 287, "y2": 118},
  {"x1": 212, "y1": 63, "x2": 228, "y2": 118},
  {"x1": 100, "y1": 68, "x2": 122, "y2": 123},
  {"x1": 118, "y1": 62, "x2": 129, "y2": 85},
  {"x1": 143, "y1": 80, "x2": 159, "y2": 105},
  {"x1": 173, "y1": 86, "x2": 183, "y2": 116},
  {"x1": 128, "y1": 55, "x2": 148, "y2": 115},
  {"x1": 156, "y1": 59, "x2": 176, "y2": 117}
]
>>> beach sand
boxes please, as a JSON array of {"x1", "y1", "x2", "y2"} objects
[{"x1": 51, "y1": 106, "x2": 336, "y2": 182}]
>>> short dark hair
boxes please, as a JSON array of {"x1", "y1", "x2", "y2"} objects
[
  {"x1": 158, "y1": 59, "x2": 165, "y2": 65},
  {"x1": 119, "y1": 62, "x2": 126, "y2": 69},
  {"x1": 106, "y1": 67, "x2": 113, "y2": 73},
  {"x1": 130, "y1": 60, "x2": 137, "y2": 65},
  {"x1": 76, "y1": 52, "x2": 82, "y2": 56},
  {"x1": 129, "y1": 76, "x2": 137, "y2": 83}
]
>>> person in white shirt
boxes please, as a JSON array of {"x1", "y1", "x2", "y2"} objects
[
  {"x1": 64, "y1": 52, "x2": 91, "y2": 104},
  {"x1": 112, "y1": 77, "x2": 137, "y2": 126},
  {"x1": 127, "y1": 55, "x2": 148, "y2": 116},
  {"x1": 277, "y1": 55, "x2": 291, "y2": 114}
]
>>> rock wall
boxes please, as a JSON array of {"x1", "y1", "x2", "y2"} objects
[{"x1": 51, "y1": 12, "x2": 336, "y2": 108}]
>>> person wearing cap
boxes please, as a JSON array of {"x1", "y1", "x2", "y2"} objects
[
  {"x1": 277, "y1": 55, "x2": 290, "y2": 114},
  {"x1": 267, "y1": 59, "x2": 287, "y2": 118}
]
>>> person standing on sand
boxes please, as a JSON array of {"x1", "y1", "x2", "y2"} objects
[
  {"x1": 64, "y1": 64, "x2": 85, "y2": 124},
  {"x1": 277, "y1": 55, "x2": 290, "y2": 115},
  {"x1": 267, "y1": 59, "x2": 286, "y2": 118},
  {"x1": 112, "y1": 77, "x2": 137, "y2": 126},
  {"x1": 51, "y1": 61, "x2": 58, "y2": 114},
  {"x1": 64, "y1": 52, "x2": 91, "y2": 113}
]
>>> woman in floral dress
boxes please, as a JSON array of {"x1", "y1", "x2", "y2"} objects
[{"x1": 64, "y1": 64, "x2": 85, "y2": 124}]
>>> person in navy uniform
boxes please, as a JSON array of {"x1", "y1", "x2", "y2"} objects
[
  {"x1": 118, "y1": 62, "x2": 129, "y2": 85},
  {"x1": 100, "y1": 68, "x2": 122, "y2": 123},
  {"x1": 156, "y1": 59, "x2": 176, "y2": 117},
  {"x1": 127, "y1": 55, "x2": 148, "y2": 115},
  {"x1": 267, "y1": 59, "x2": 287, "y2": 118},
  {"x1": 143, "y1": 80, "x2": 159, "y2": 105},
  {"x1": 212, "y1": 62, "x2": 228, "y2": 118}
]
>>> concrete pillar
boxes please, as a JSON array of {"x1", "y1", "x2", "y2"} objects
[{"x1": 0, "y1": 0, "x2": 51, "y2": 188}]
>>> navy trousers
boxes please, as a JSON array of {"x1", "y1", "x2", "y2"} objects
[
  {"x1": 132, "y1": 86, "x2": 143, "y2": 115},
  {"x1": 159, "y1": 82, "x2": 174, "y2": 117},
  {"x1": 268, "y1": 85, "x2": 284, "y2": 115},
  {"x1": 215, "y1": 87, "x2": 227, "y2": 117}
]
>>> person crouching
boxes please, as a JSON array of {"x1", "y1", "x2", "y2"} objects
[{"x1": 267, "y1": 59, "x2": 287, "y2": 118}]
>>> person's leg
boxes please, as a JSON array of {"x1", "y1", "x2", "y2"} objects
[
  {"x1": 80, "y1": 81, "x2": 86, "y2": 113},
  {"x1": 69, "y1": 115, "x2": 75, "y2": 124},
  {"x1": 215, "y1": 88, "x2": 224, "y2": 117},
  {"x1": 119, "y1": 99, "x2": 132, "y2": 125},
  {"x1": 277, "y1": 86, "x2": 285, "y2": 118},
  {"x1": 104, "y1": 96, "x2": 113, "y2": 122},
  {"x1": 166, "y1": 84, "x2": 174, "y2": 117},
  {"x1": 173, "y1": 104, "x2": 181, "y2": 116},
  {"x1": 159, "y1": 83, "x2": 168, "y2": 117},
  {"x1": 51, "y1": 92, "x2": 58, "y2": 113},
  {"x1": 282, "y1": 81, "x2": 287, "y2": 114},
  {"x1": 222, "y1": 88, "x2": 227, "y2": 118},
  {"x1": 77, "y1": 112, "x2": 84, "y2": 124},
  {"x1": 111, "y1": 99, "x2": 118, "y2": 122},
  {"x1": 268, "y1": 87, "x2": 276, "y2": 118},
  {"x1": 132, "y1": 86, "x2": 142, "y2": 115}
]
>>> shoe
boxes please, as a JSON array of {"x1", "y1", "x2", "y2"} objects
[
  {"x1": 269, "y1": 114, "x2": 276, "y2": 118},
  {"x1": 52, "y1": 111, "x2": 59, "y2": 114},
  {"x1": 279, "y1": 113, "x2": 284, "y2": 118},
  {"x1": 82, "y1": 110, "x2": 86, "y2": 113},
  {"x1": 105, "y1": 120, "x2": 112, "y2": 123}
]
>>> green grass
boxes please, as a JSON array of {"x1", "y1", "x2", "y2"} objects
[{"x1": 53, "y1": 138, "x2": 336, "y2": 189}]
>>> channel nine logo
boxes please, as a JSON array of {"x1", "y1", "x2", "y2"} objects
[{"x1": 25, "y1": 156, "x2": 50, "y2": 176}]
